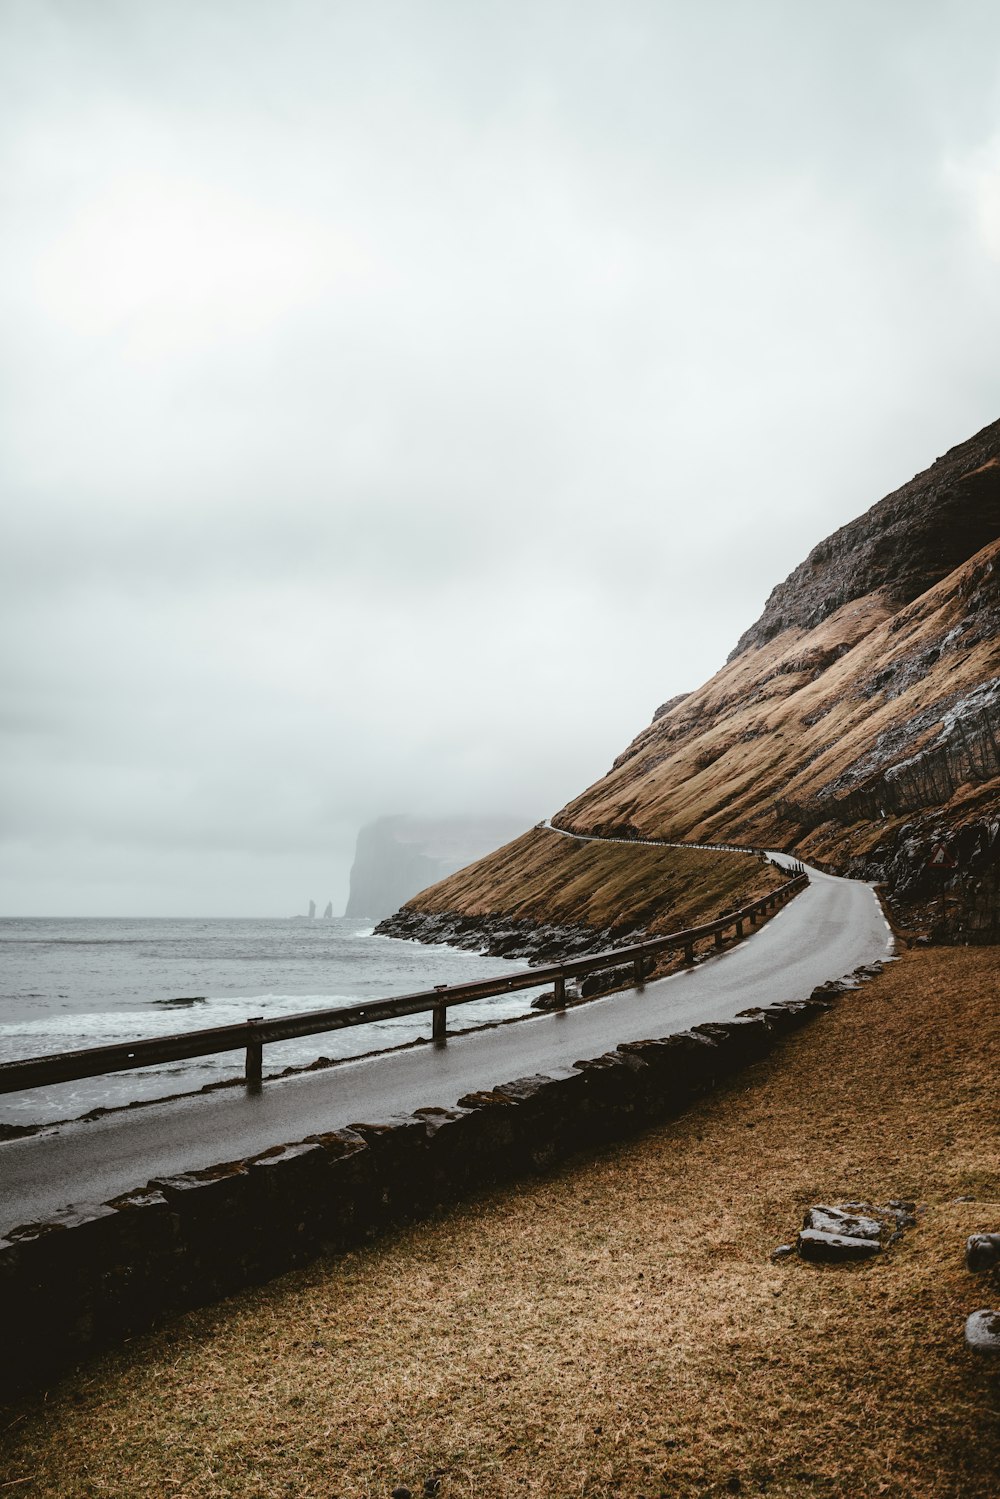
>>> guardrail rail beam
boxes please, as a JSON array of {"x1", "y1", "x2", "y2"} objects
[{"x1": 0, "y1": 870, "x2": 809, "y2": 1101}]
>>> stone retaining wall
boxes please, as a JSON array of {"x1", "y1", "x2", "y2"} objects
[{"x1": 1, "y1": 990, "x2": 842, "y2": 1400}]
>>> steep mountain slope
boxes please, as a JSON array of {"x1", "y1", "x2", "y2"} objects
[{"x1": 395, "y1": 418, "x2": 1000, "y2": 943}]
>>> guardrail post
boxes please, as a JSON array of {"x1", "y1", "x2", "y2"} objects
[
  {"x1": 433, "y1": 986, "x2": 448, "y2": 1045},
  {"x1": 715, "y1": 928, "x2": 724, "y2": 949},
  {"x1": 633, "y1": 955, "x2": 645, "y2": 990},
  {"x1": 683, "y1": 942, "x2": 694, "y2": 965},
  {"x1": 245, "y1": 1017, "x2": 264, "y2": 1093},
  {"x1": 554, "y1": 976, "x2": 566, "y2": 1008},
  {"x1": 735, "y1": 918, "x2": 744, "y2": 938}
]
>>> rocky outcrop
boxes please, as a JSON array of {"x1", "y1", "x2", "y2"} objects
[
  {"x1": 774, "y1": 1199, "x2": 918, "y2": 1264},
  {"x1": 374, "y1": 905, "x2": 646, "y2": 965},
  {"x1": 776, "y1": 682, "x2": 1000, "y2": 828},
  {"x1": 841, "y1": 817, "x2": 1000, "y2": 943},
  {"x1": 729, "y1": 420, "x2": 1000, "y2": 659},
  {"x1": 879, "y1": 681, "x2": 999, "y2": 811}
]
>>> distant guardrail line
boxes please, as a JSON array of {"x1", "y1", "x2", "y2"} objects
[
  {"x1": 541, "y1": 817, "x2": 798, "y2": 861},
  {"x1": 0, "y1": 871, "x2": 807, "y2": 1101}
]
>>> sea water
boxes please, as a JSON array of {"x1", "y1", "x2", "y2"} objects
[{"x1": 0, "y1": 917, "x2": 543, "y2": 1127}]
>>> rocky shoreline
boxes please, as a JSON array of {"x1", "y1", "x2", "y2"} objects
[{"x1": 374, "y1": 906, "x2": 647, "y2": 966}]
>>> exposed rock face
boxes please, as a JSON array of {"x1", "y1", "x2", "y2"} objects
[
  {"x1": 730, "y1": 419, "x2": 1000, "y2": 658},
  {"x1": 345, "y1": 816, "x2": 524, "y2": 919},
  {"x1": 802, "y1": 679, "x2": 1000, "y2": 825},
  {"x1": 844, "y1": 818, "x2": 1000, "y2": 943},
  {"x1": 375, "y1": 904, "x2": 646, "y2": 965}
]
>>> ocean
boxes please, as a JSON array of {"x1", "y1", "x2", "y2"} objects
[{"x1": 0, "y1": 916, "x2": 542, "y2": 1127}]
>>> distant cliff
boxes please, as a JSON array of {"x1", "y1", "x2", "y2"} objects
[{"x1": 345, "y1": 815, "x2": 526, "y2": 919}]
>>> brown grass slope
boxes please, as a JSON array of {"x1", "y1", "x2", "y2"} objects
[{"x1": 407, "y1": 830, "x2": 784, "y2": 937}]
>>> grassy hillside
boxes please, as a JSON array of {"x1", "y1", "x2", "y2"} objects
[{"x1": 399, "y1": 827, "x2": 785, "y2": 937}]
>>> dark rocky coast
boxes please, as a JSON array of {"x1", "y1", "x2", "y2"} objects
[{"x1": 374, "y1": 905, "x2": 646, "y2": 966}]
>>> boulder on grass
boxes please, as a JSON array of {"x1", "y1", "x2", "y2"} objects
[
  {"x1": 803, "y1": 1205, "x2": 882, "y2": 1241},
  {"x1": 797, "y1": 1228, "x2": 882, "y2": 1263},
  {"x1": 966, "y1": 1234, "x2": 1000, "y2": 1273},
  {"x1": 964, "y1": 1309, "x2": 1000, "y2": 1354}
]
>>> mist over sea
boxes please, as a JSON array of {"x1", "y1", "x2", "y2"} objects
[{"x1": 0, "y1": 917, "x2": 542, "y2": 1127}]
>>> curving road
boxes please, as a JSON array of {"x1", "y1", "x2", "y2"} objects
[{"x1": 0, "y1": 850, "x2": 891, "y2": 1237}]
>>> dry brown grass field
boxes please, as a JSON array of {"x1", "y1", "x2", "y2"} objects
[{"x1": 2, "y1": 947, "x2": 998, "y2": 1498}]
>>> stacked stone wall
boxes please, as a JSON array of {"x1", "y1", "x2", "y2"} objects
[{"x1": 1, "y1": 989, "x2": 847, "y2": 1400}]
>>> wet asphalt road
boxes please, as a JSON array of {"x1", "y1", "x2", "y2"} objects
[{"x1": 0, "y1": 859, "x2": 891, "y2": 1236}]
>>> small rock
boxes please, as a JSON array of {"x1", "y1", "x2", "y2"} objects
[
  {"x1": 770, "y1": 1243, "x2": 795, "y2": 1261},
  {"x1": 530, "y1": 991, "x2": 558, "y2": 1011},
  {"x1": 966, "y1": 1234, "x2": 1000, "y2": 1273},
  {"x1": 887, "y1": 1198, "x2": 916, "y2": 1212},
  {"x1": 965, "y1": 1309, "x2": 1000, "y2": 1353},
  {"x1": 797, "y1": 1229, "x2": 882, "y2": 1263},
  {"x1": 803, "y1": 1205, "x2": 882, "y2": 1241},
  {"x1": 391, "y1": 1488, "x2": 413, "y2": 1499}
]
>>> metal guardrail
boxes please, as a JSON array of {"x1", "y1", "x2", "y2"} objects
[{"x1": 0, "y1": 872, "x2": 808, "y2": 1099}]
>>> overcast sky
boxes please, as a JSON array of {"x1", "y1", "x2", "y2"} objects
[{"x1": 2, "y1": 0, "x2": 1000, "y2": 916}]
